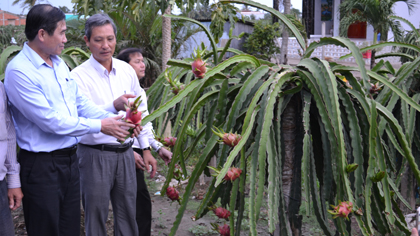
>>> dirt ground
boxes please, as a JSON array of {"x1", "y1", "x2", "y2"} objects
[{"x1": 11, "y1": 182, "x2": 270, "y2": 236}]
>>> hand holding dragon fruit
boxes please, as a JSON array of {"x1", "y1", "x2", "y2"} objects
[
  {"x1": 192, "y1": 48, "x2": 207, "y2": 78},
  {"x1": 212, "y1": 127, "x2": 242, "y2": 147},
  {"x1": 119, "y1": 95, "x2": 143, "y2": 144},
  {"x1": 327, "y1": 201, "x2": 354, "y2": 220}
]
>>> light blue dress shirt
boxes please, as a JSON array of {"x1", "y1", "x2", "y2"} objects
[{"x1": 4, "y1": 43, "x2": 112, "y2": 152}]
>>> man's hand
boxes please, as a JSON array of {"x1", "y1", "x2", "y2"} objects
[
  {"x1": 413, "y1": 228, "x2": 419, "y2": 236},
  {"x1": 101, "y1": 115, "x2": 135, "y2": 141},
  {"x1": 131, "y1": 125, "x2": 143, "y2": 138},
  {"x1": 133, "y1": 151, "x2": 146, "y2": 170},
  {"x1": 113, "y1": 94, "x2": 136, "y2": 111},
  {"x1": 8, "y1": 187, "x2": 23, "y2": 211},
  {"x1": 143, "y1": 150, "x2": 157, "y2": 178},
  {"x1": 158, "y1": 148, "x2": 172, "y2": 165}
]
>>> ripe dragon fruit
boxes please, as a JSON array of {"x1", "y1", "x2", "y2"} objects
[
  {"x1": 163, "y1": 137, "x2": 177, "y2": 147},
  {"x1": 119, "y1": 95, "x2": 143, "y2": 143},
  {"x1": 166, "y1": 186, "x2": 181, "y2": 204},
  {"x1": 192, "y1": 48, "x2": 207, "y2": 78},
  {"x1": 212, "y1": 127, "x2": 242, "y2": 147},
  {"x1": 212, "y1": 207, "x2": 231, "y2": 220},
  {"x1": 327, "y1": 201, "x2": 354, "y2": 220},
  {"x1": 218, "y1": 224, "x2": 230, "y2": 236},
  {"x1": 224, "y1": 167, "x2": 242, "y2": 182}
]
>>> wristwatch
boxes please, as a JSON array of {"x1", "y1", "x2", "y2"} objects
[{"x1": 142, "y1": 147, "x2": 151, "y2": 151}]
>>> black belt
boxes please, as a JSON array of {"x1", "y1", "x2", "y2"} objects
[
  {"x1": 82, "y1": 141, "x2": 133, "y2": 153},
  {"x1": 22, "y1": 145, "x2": 77, "y2": 156}
]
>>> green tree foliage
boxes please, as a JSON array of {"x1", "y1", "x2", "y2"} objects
[{"x1": 243, "y1": 20, "x2": 281, "y2": 60}]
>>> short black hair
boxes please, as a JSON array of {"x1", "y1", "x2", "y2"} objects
[
  {"x1": 85, "y1": 13, "x2": 117, "y2": 41},
  {"x1": 116, "y1": 48, "x2": 144, "y2": 63},
  {"x1": 25, "y1": 4, "x2": 65, "y2": 41}
]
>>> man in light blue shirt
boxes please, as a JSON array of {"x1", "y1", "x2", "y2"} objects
[{"x1": 4, "y1": 4, "x2": 139, "y2": 236}]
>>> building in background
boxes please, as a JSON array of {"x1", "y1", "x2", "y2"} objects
[
  {"x1": 302, "y1": 0, "x2": 420, "y2": 41},
  {"x1": 0, "y1": 10, "x2": 25, "y2": 26}
]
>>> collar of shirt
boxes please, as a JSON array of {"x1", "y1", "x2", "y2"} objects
[
  {"x1": 23, "y1": 42, "x2": 62, "y2": 69},
  {"x1": 88, "y1": 55, "x2": 117, "y2": 77}
]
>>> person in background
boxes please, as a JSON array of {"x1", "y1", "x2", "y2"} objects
[
  {"x1": 4, "y1": 5, "x2": 139, "y2": 235},
  {"x1": 0, "y1": 80, "x2": 23, "y2": 236},
  {"x1": 71, "y1": 14, "x2": 159, "y2": 236},
  {"x1": 117, "y1": 47, "x2": 172, "y2": 236}
]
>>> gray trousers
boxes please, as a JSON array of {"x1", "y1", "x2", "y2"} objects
[{"x1": 78, "y1": 144, "x2": 138, "y2": 236}]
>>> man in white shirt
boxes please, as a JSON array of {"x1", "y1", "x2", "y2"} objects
[
  {"x1": 71, "y1": 13, "x2": 153, "y2": 236},
  {"x1": 117, "y1": 47, "x2": 172, "y2": 236},
  {"x1": 0, "y1": 81, "x2": 23, "y2": 236}
]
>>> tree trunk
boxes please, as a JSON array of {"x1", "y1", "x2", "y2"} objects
[
  {"x1": 279, "y1": 0, "x2": 291, "y2": 64},
  {"x1": 273, "y1": 0, "x2": 280, "y2": 23},
  {"x1": 370, "y1": 49, "x2": 376, "y2": 70},
  {"x1": 273, "y1": 94, "x2": 303, "y2": 236},
  {"x1": 161, "y1": 6, "x2": 172, "y2": 70}
]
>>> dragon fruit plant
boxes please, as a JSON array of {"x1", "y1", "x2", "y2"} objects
[
  {"x1": 210, "y1": 206, "x2": 231, "y2": 220},
  {"x1": 191, "y1": 47, "x2": 207, "y2": 78},
  {"x1": 165, "y1": 70, "x2": 185, "y2": 95},
  {"x1": 166, "y1": 186, "x2": 181, "y2": 204},
  {"x1": 212, "y1": 127, "x2": 242, "y2": 147},
  {"x1": 327, "y1": 201, "x2": 354, "y2": 220},
  {"x1": 208, "y1": 166, "x2": 242, "y2": 182}
]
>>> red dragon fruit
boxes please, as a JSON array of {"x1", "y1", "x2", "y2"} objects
[
  {"x1": 212, "y1": 127, "x2": 242, "y2": 147},
  {"x1": 212, "y1": 207, "x2": 231, "y2": 220},
  {"x1": 192, "y1": 48, "x2": 207, "y2": 78},
  {"x1": 224, "y1": 167, "x2": 242, "y2": 182},
  {"x1": 163, "y1": 137, "x2": 177, "y2": 147},
  {"x1": 327, "y1": 201, "x2": 353, "y2": 220},
  {"x1": 119, "y1": 96, "x2": 143, "y2": 143},
  {"x1": 166, "y1": 186, "x2": 181, "y2": 204},
  {"x1": 218, "y1": 224, "x2": 230, "y2": 236}
]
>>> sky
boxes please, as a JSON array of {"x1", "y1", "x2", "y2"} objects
[{"x1": 0, "y1": 0, "x2": 303, "y2": 15}]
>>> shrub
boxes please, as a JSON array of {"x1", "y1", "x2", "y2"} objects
[{"x1": 243, "y1": 20, "x2": 281, "y2": 60}]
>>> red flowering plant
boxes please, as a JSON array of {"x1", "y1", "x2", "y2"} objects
[
  {"x1": 211, "y1": 127, "x2": 242, "y2": 147},
  {"x1": 207, "y1": 166, "x2": 242, "y2": 182},
  {"x1": 211, "y1": 223, "x2": 230, "y2": 236},
  {"x1": 327, "y1": 201, "x2": 354, "y2": 220},
  {"x1": 166, "y1": 186, "x2": 181, "y2": 204},
  {"x1": 191, "y1": 48, "x2": 207, "y2": 78},
  {"x1": 209, "y1": 206, "x2": 231, "y2": 220},
  {"x1": 119, "y1": 96, "x2": 144, "y2": 144}
]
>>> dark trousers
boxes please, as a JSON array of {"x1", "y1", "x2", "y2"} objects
[
  {"x1": 134, "y1": 148, "x2": 152, "y2": 236},
  {"x1": 19, "y1": 149, "x2": 80, "y2": 236},
  {"x1": 0, "y1": 180, "x2": 14, "y2": 236}
]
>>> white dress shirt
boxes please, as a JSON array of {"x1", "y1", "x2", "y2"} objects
[
  {"x1": 71, "y1": 56, "x2": 151, "y2": 148},
  {"x1": 0, "y1": 82, "x2": 20, "y2": 189}
]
